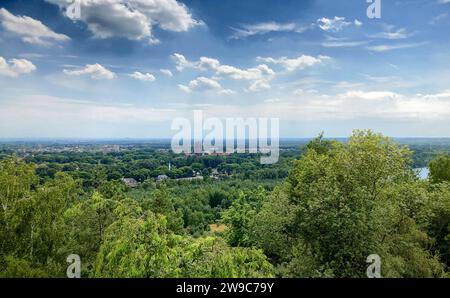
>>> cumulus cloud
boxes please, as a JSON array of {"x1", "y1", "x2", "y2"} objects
[
  {"x1": 160, "y1": 69, "x2": 173, "y2": 77},
  {"x1": 171, "y1": 53, "x2": 275, "y2": 91},
  {"x1": 177, "y1": 84, "x2": 191, "y2": 93},
  {"x1": 189, "y1": 76, "x2": 221, "y2": 90},
  {"x1": 171, "y1": 53, "x2": 194, "y2": 71},
  {"x1": 178, "y1": 76, "x2": 235, "y2": 95},
  {"x1": 218, "y1": 89, "x2": 236, "y2": 95},
  {"x1": 129, "y1": 71, "x2": 156, "y2": 82},
  {"x1": 0, "y1": 56, "x2": 36, "y2": 77},
  {"x1": 215, "y1": 63, "x2": 275, "y2": 81},
  {"x1": 179, "y1": 76, "x2": 220, "y2": 92},
  {"x1": 248, "y1": 79, "x2": 271, "y2": 92},
  {"x1": 131, "y1": 0, "x2": 202, "y2": 32},
  {"x1": 63, "y1": 63, "x2": 116, "y2": 79},
  {"x1": 172, "y1": 53, "x2": 330, "y2": 92},
  {"x1": 0, "y1": 8, "x2": 70, "y2": 46},
  {"x1": 46, "y1": 0, "x2": 201, "y2": 43},
  {"x1": 171, "y1": 54, "x2": 223, "y2": 72},
  {"x1": 257, "y1": 54, "x2": 330, "y2": 72},
  {"x1": 316, "y1": 16, "x2": 353, "y2": 32}
]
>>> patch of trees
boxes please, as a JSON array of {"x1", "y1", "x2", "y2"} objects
[{"x1": 2, "y1": 131, "x2": 450, "y2": 277}]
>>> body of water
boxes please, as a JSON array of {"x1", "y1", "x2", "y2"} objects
[{"x1": 415, "y1": 168, "x2": 429, "y2": 180}]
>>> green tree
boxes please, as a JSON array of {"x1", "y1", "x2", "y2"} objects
[
  {"x1": 429, "y1": 154, "x2": 450, "y2": 184},
  {"x1": 256, "y1": 130, "x2": 446, "y2": 277},
  {"x1": 222, "y1": 189, "x2": 263, "y2": 247},
  {"x1": 94, "y1": 211, "x2": 182, "y2": 278}
]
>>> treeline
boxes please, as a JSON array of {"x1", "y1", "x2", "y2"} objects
[
  {"x1": 0, "y1": 159, "x2": 274, "y2": 277},
  {"x1": 11, "y1": 148, "x2": 295, "y2": 184},
  {"x1": 225, "y1": 131, "x2": 450, "y2": 277},
  {"x1": 1, "y1": 130, "x2": 450, "y2": 277}
]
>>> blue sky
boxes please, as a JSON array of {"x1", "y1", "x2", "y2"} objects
[{"x1": 0, "y1": 0, "x2": 449, "y2": 138}]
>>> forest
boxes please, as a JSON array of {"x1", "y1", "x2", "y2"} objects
[{"x1": 1, "y1": 130, "x2": 450, "y2": 278}]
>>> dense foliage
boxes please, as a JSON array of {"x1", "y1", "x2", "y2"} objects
[{"x1": 1, "y1": 131, "x2": 450, "y2": 277}]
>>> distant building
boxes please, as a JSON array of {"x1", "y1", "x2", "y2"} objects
[
  {"x1": 121, "y1": 178, "x2": 139, "y2": 188},
  {"x1": 101, "y1": 145, "x2": 120, "y2": 153},
  {"x1": 176, "y1": 176, "x2": 204, "y2": 182},
  {"x1": 210, "y1": 169, "x2": 220, "y2": 180},
  {"x1": 184, "y1": 151, "x2": 231, "y2": 157},
  {"x1": 156, "y1": 175, "x2": 169, "y2": 182}
]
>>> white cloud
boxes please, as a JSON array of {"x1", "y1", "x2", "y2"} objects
[
  {"x1": 0, "y1": 8, "x2": 70, "y2": 46},
  {"x1": 248, "y1": 79, "x2": 271, "y2": 92},
  {"x1": 218, "y1": 89, "x2": 236, "y2": 95},
  {"x1": 178, "y1": 76, "x2": 236, "y2": 95},
  {"x1": 5, "y1": 90, "x2": 450, "y2": 137},
  {"x1": 171, "y1": 53, "x2": 275, "y2": 91},
  {"x1": 171, "y1": 54, "x2": 224, "y2": 73},
  {"x1": 229, "y1": 17, "x2": 362, "y2": 40},
  {"x1": 422, "y1": 90, "x2": 450, "y2": 99},
  {"x1": 198, "y1": 57, "x2": 221, "y2": 71},
  {"x1": 46, "y1": 0, "x2": 201, "y2": 43},
  {"x1": 63, "y1": 63, "x2": 116, "y2": 80},
  {"x1": 177, "y1": 84, "x2": 191, "y2": 93},
  {"x1": 169, "y1": 89, "x2": 450, "y2": 125},
  {"x1": 189, "y1": 76, "x2": 221, "y2": 90},
  {"x1": 230, "y1": 17, "x2": 361, "y2": 39},
  {"x1": 160, "y1": 69, "x2": 173, "y2": 77},
  {"x1": 229, "y1": 22, "x2": 309, "y2": 39},
  {"x1": 47, "y1": 0, "x2": 149, "y2": 40},
  {"x1": 316, "y1": 16, "x2": 353, "y2": 32},
  {"x1": 438, "y1": 0, "x2": 450, "y2": 4},
  {"x1": 173, "y1": 53, "x2": 330, "y2": 93},
  {"x1": 322, "y1": 40, "x2": 369, "y2": 48},
  {"x1": 370, "y1": 26, "x2": 413, "y2": 40},
  {"x1": 215, "y1": 63, "x2": 274, "y2": 80},
  {"x1": 129, "y1": 71, "x2": 156, "y2": 82},
  {"x1": 367, "y1": 42, "x2": 428, "y2": 52},
  {"x1": 251, "y1": 90, "x2": 450, "y2": 122},
  {"x1": 131, "y1": 0, "x2": 202, "y2": 32},
  {"x1": 0, "y1": 56, "x2": 36, "y2": 77},
  {"x1": 339, "y1": 91, "x2": 401, "y2": 101},
  {"x1": 171, "y1": 53, "x2": 194, "y2": 71},
  {"x1": 257, "y1": 54, "x2": 330, "y2": 72}
]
